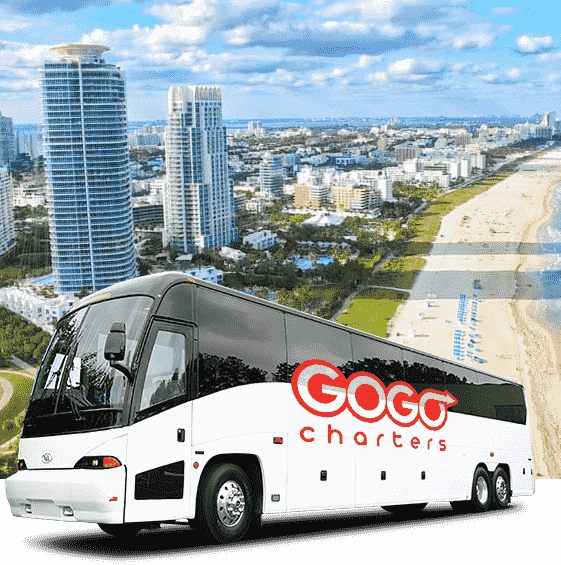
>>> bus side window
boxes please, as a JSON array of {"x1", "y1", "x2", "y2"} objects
[
  {"x1": 350, "y1": 334, "x2": 405, "y2": 386},
  {"x1": 402, "y1": 350, "x2": 446, "y2": 392},
  {"x1": 197, "y1": 288, "x2": 287, "y2": 397},
  {"x1": 286, "y1": 314, "x2": 353, "y2": 378},
  {"x1": 139, "y1": 331, "x2": 187, "y2": 412}
]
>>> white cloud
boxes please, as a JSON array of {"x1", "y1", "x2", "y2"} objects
[
  {"x1": 357, "y1": 55, "x2": 382, "y2": 68},
  {"x1": 367, "y1": 72, "x2": 388, "y2": 83},
  {"x1": 491, "y1": 7, "x2": 520, "y2": 16},
  {"x1": 0, "y1": 19, "x2": 31, "y2": 32},
  {"x1": 389, "y1": 58, "x2": 415, "y2": 75},
  {"x1": 516, "y1": 35, "x2": 554, "y2": 54}
]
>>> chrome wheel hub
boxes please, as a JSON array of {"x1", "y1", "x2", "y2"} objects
[
  {"x1": 495, "y1": 475, "x2": 507, "y2": 502},
  {"x1": 476, "y1": 475, "x2": 489, "y2": 504},
  {"x1": 217, "y1": 481, "x2": 245, "y2": 527}
]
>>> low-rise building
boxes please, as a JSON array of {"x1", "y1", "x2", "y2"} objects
[
  {"x1": 220, "y1": 247, "x2": 246, "y2": 261},
  {"x1": 243, "y1": 230, "x2": 278, "y2": 250},
  {"x1": 0, "y1": 285, "x2": 76, "y2": 332},
  {"x1": 183, "y1": 266, "x2": 224, "y2": 284}
]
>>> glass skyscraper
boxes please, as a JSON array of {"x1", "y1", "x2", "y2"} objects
[
  {"x1": 164, "y1": 86, "x2": 237, "y2": 253},
  {"x1": 41, "y1": 44, "x2": 136, "y2": 293}
]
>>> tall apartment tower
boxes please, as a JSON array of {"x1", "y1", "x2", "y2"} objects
[
  {"x1": 40, "y1": 44, "x2": 137, "y2": 293},
  {"x1": 0, "y1": 112, "x2": 15, "y2": 168},
  {"x1": 260, "y1": 153, "x2": 284, "y2": 199},
  {"x1": 0, "y1": 168, "x2": 15, "y2": 258},
  {"x1": 164, "y1": 86, "x2": 237, "y2": 253}
]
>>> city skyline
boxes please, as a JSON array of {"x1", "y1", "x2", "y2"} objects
[{"x1": 1, "y1": 1, "x2": 561, "y2": 123}]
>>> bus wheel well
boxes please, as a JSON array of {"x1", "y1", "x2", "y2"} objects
[{"x1": 196, "y1": 454, "x2": 264, "y2": 518}]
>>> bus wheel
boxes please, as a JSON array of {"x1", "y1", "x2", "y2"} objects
[
  {"x1": 199, "y1": 463, "x2": 255, "y2": 544},
  {"x1": 472, "y1": 467, "x2": 491, "y2": 511},
  {"x1": 381, "y1": 503, "x2": 427, "y2": 515},
  {"x1": 98, "y1": 523, "x2": 142, "y2": 537},
  {"x1": 491, "y1": 468, "x2": 510, "y2": 510}
]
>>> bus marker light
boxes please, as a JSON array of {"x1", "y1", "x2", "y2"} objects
[
  {"x1": 109, "y1": 497, "x2": 118, "y2": 502},
  {"x1": 25, "y1": 504, "x2": 31, "y2": 514},
  {"x1": 273, "y1": 437, "x2": 283, "y2": 444},
  {"x1": 194, "y1": 462, "x2": 199, "y2": 469},
  {"x1": 490, "y1": 452, "x2": 494, "y2": 457},
  {"x1": 102, "y1": 457, "x2": 121, "y2": 468},
  {"x1": 63, "y1": 507, "x2": 74, "y2": 517}
]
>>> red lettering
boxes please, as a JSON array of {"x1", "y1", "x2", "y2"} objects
[
  {"x1": 439, "y1": 439, "x2": 446, "y2": 452},
  {"x1": 393, "y1": 431, "x2": 402, "y2": 448},
  {"x1": 427, "y1": 438, "x2": 433, "y2": 450},
  {"x1": 411, "y1": 437, "x2": 420, "y2": 449},
  {"x1": 377, "y1": 433, "x2": 384, "y2": 446},
  {"x1": 300, "y1": 426, "x2": 315, "y2": 442},
  {"x1": 354, "y1": 432, "x2": 367, "y2": 446},
  {"x1": 328, "y1": 424, "x2": 343, "y2": 444},
  {"x1": 292, "y1": 360, "x2": 457, "y2": 430}
]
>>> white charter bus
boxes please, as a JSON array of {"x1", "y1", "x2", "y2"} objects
[{"x1": 6, "y1": 272, "x2": 534, "y2": 543}]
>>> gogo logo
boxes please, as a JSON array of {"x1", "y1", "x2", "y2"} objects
[{"x1": 291, "y1": 360, "x2": 458, "y2": 431}]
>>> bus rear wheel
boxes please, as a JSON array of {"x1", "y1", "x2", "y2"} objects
[
  {"x1": 472, "y1": 467, "x2": 492, "y2": 511},
  {"x1": 198, "y1": 463, "x2": 255, "y2": 544},
  {"x1": 381, "y1": 503, "x2": 427, "y2": 516},
  {"x1": 491, "y1": 468, "x2": 510, "y2": 510},
  {"x1": 98, "y1": 523, "x2": 142, "y2": 537}
]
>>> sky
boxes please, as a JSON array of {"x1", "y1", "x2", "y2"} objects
[{"x1": 1, "y1": 0, "x2": 560, "y2": 123}]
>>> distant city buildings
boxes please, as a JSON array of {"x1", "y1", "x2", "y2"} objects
[
  {"x1": 15, "y1": 130, "x2": 42, "y2": 159},
  {"x1": 164, "y1": 85, "x2": 237, "y2": 253},
  {"x1": 0, "y1": 112, "x2": 15, "y2": 168},
  {"x1": 0, "y1": 168, "x2": 15, "y2": 258},
  {"x1": 41, "y1": 44, "x2": 137, "y2": 293}
]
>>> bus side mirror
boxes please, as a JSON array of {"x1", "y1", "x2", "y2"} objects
[
  {"x1": 104, "y1": 323, "x2": 133, "y2": 383},
  {"x1": 104, "y1": 322, "x2": 126, "y2": 362}
]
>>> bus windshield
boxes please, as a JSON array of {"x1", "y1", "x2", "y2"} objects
[{"x1": 23, "y1": 296, "x2": 153, "y2": 438}]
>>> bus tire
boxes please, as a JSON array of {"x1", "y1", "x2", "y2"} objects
[
  {"x1": 491, "y1": 467, "x2": 510, "y2": 510},
  {"x1": 199, "y1": 463, "x2": 255, "y2": 544},
  {"x1": 98, "y1": 523, "x2": 142, "y2": 537},
  {"x1": 381, "y1": 503, "x2": 427, "y2": 515},
  {"x1": 471, "y1": 467, "x2": 492, "y2": 511}
]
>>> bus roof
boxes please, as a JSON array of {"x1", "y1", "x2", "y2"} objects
[{"x1": 66, "y1": 271, "x2": 523, "y2": 388}]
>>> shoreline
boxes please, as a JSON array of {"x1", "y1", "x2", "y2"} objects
[{"x1": 387, "y1": 149, "x2": 561, "y2": 478}]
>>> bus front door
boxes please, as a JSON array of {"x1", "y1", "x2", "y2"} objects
[{"x1": 124, "y1": 321, "x2": 194, "y2": 524}]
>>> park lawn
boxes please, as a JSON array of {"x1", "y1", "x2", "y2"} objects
[
  {"x1": 370, "y1": 256, "x2": 426, "y2": 290},
  {"x1": 357, "y1": 252, "x2": 384, "y2": 269},
  {"x1": 0, "y1": 372, "x2": 34, "y2": 446},
  {"x1": 336, "y1": 287, "x2": 410, "y2": 338}
]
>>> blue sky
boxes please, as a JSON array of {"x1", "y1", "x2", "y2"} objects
[{"x1": 1, "y1": 0, "x2": 560, "y2": 123}]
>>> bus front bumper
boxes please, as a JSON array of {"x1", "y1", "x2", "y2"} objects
[{"x1": 5, "y1": 467, "x2": 126, "y2": 523}]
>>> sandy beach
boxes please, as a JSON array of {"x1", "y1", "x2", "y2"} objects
[{"x1": 388, "y1": 149, "x2": 561, "y2": 478}]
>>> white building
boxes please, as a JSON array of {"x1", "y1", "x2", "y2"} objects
[
  {"x1": 243, "y1": 230, "x2": 278, "y2": 251},
  {"x1": 184, "y1": 265, "x2": 223, "y2": 284},
  {"x1": 219, "y1": 246, "x2": 246, "y2": 261},
  {"x1": 0, "y1": 286, "x2": 76, "y2": 332},
  {"x1": 164, "y1": 86, "x2": 237, "y2": 253}
]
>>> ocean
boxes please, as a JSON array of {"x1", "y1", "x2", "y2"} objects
[{"x1": 532, "y1": 180, "x2": 561, "y2": 329}]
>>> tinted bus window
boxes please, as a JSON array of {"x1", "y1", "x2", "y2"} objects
[
  {"x1": 402, "y1": 350, "x2": 446, "y2": 392},
  {"x1": 286, "y1": 315, "x2": 353, "y2": 379},
  {"x1": 350, "y1": 334, "x2": 405, "y2": 386},
  {"x1": 197, "y1": 288, "x2": 287, "y2": 397},
  {"x1": 156, "y1": 283, "x2": 194, "y2": 321}
]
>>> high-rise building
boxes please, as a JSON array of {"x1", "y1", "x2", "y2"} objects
[
  {"x1": 40, "y1": 44, "x2": 137, "y2": 293},
  {"x1": 0, "y1": 112, "x2": 15, "y2": 168},
  {"x1": 0, "y1": 168, "x2": 15, "y2": 258},
  {"x1": 164, "y1": 85, "x2": 237, "y2": 253},
  {"x1": 260, "y1": 153, "x2": 284, "y2": 199}
]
